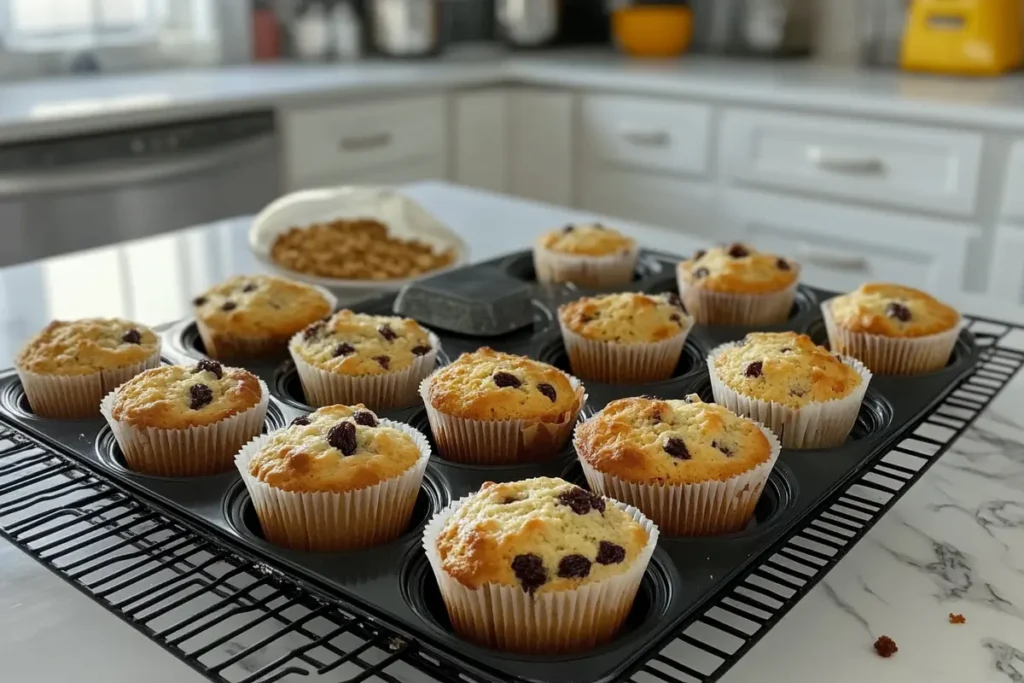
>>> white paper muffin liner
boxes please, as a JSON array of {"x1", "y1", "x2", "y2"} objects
[
  {"x1": 197, "y1": 286, "x2": 337, "y2": 360},
  {"x1": 290, "y1": 331, "x2": 440, "y2": 412},
  {"x1": 422, "y1": 496, "x2": 659, "y2": 654},
  {"x1": 677, "y1": 266, "x2": 799, "y2": 326},
  {"x1": 235, "y1": 420, "x2": 431, "y2": 552},
  {"x1": 559, "y1": 315, "x2": 694, "y2": 384},
  {"x1": 821, "y1": 299, "x2": 961, "y2": 376},
  {"x1": 576, "y1": 423, "x2": 781, "y2": 536},
  {"x1": 533, "y1": 241, "x2": 639, "y2": 288},
  {"x1": 419, "y1": 373, "x2": 586, "y2": 465},
  {"x1": 707, "y1": 342, "x2": 872, "y2": 449},
  {"x1": 18, "y1": 343, "x2": 162, "y2": 419},
  {"x1": 100, "y1": 379, "x2": 269, "y2": 477}
]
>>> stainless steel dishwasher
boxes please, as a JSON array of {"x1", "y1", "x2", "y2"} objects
[{"x1": 0, "y1": 112, "x2": 281, "y2": 267}]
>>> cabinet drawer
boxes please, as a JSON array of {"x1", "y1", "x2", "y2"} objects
[
  {"x1": 288, "y1": 156, "x2": 447, "y2": 192},
  {"x1": 578, "y1": 168, "x2": 718, "y2": 239},
  {"x1": 1001, "y1": 141, "x2": 1024, "y2": 222},
  {"x1": 581, "y1": 95, "x2": 711, "y2": 176},
  {"x1": 721, "y1": 110, "x2": 982, "y2": 217},
  {"x1": 283, "y1": 96, "x2": 447, "y2": 185},
  {"x1": 723, "y1": 190, "x2": 977, "y2": 295}
]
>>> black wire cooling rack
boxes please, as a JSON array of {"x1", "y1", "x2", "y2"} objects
[{"x1": 1, "y1": 316, "x2": 1021, "y2": 683}]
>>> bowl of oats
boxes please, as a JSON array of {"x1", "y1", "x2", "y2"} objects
[{"x1": 249, "y1": 186, "x2": 469, "y2": 301}]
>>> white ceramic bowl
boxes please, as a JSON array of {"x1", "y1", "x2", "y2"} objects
[{"x1": 248, "y1": 186, "x2": 470, "y2": 304}]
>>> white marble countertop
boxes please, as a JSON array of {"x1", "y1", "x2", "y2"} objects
[
  {"x1": 2, "y1": 182, "x2": 1024, "y2": 683},
  {"x1": 7, "y1": 50, "x2": 1024, "y2": 144}
]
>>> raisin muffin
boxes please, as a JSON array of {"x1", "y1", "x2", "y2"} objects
[
  {"x1": 533, "y1": 223, "x2": 638, "y2": 287},
  {"x1": 192, "y1": 274, "x2": 335, "y2": 359},
  {"x1": 708, "y1": 332, "x2": 871, "y2": 449},
  {"x1": 423, "y1": 477, "x2": 658, "y2": 653},
  {"x1": 236, "y1": 404, "x2": 430, "y2": 552},
  {"x1": 16, "y1": 318, "x2": 161, "y2": 418},
  {"x1": 676, "y1": 243, "x2": 799, "y2": 325},
  {"x1": 100, "y1": 360, "x2": 268, "y2": 476},
  {"x1": 575, "y1": 395, "x2": 780, "y2": 535},
  {"x1": 822, "y1": 283, "x2": 961, "y2": 375},
  {"x1": 289, "y1": 310, "x2": 440, "y2": 411},
  {"x1": 421, "y1": 348, "x2": 585, "y2": 464},
  {"x1": 558, "y1": 292, "x2": 693, "y2": 384}
]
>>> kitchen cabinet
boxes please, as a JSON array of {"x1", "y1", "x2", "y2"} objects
[
  {"x1": 721, "y1": 189, "x2": 977, "y2": 295},
  {"x1": 991, "y1": 227, "x2": 1024, "y2": 304},
  {"x1": 720, "y1": 109, "x2": 983, "y2": 218},
  {"x1": 281, "y1": 95, "x2": 449, "y2": 191},
  {"x1": 453, "y1": 89, "x2": 509, "y2": 194},
  {"x1": 507, "y1": 88, "x2": 575, "y2": 207}
]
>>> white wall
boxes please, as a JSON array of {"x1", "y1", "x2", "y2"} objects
[{"x1": 816, "y1": 0, "x2": 860, "y2": 64}]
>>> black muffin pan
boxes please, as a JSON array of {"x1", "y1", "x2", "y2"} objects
[{"x1": 0, "y1": 249, "x2": 981, "y2": 683}]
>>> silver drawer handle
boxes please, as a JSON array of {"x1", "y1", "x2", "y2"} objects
[
  {"x1": 807, "y1": 146, "x2": 885, "y2": 174},
  {"x1": 798, "y1": 245, "x2": 869, "y2": 271},
  {"x1": 338, "y1": 132, "x2": 393, "y2": 152},
  {"x1": 621, "y1": 129, "x2": 670, "y2": 147}
]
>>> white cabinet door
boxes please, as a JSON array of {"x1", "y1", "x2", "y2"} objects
[
  {"x1": 578, "y1": 168, "x2": 720, "y2": 240},
  {"x1": 289, "y1": 158, "x2": 448, "y2": 191},
  {"x1": 453, "y1": 89, "x2": 509, "y2": 194},
  {"x1": 282, "y1": 95, "x2": 448, "y2": 191},
  {"x1": 722, "y1": 189, "x2": 978, "y2": 296},
  {"x1": 508, "y1": 89, "x2": 574, "y2": 207},
  {"x1": 990, "y1": 227, "x2": 1024, "y2": 303},
  {"x1": 720, "y1": 109, "x2": 983, "y2": 218}
]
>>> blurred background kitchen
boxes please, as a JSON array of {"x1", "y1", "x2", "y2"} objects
[{"x1": 3, "y1": 0, "x2": 1024, "y2": 323}]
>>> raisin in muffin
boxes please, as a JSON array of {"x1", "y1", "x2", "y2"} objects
[
  {"x1": 423, "y1": 477, "x2": 657, "y2": 653},
  {"x1": 16, "y1": 318, "x2": 161, "y2": 418},
  {"x1": 421, "y1": 347, "x2": 585, "y2": 464},
  {"x1": 558, "y1": 292, "x2": 693, "y2": 384},
  {"x1": 708, "y1": 332, "x2": 871, "y2": 449},
  {"x1": 236, "y1": 404, "x2": 430, "y2": 552},
  {"x1": 823, "y1": 283, "x2": 961, "y2": 375},
  {"x1": 676, "y1": 243, "x2": 799, "y2": 325},
  {"x1": 533, "y1": 223, "x2": 638, "y2": 287},
  {"x1": 101, "y1": 360, "x2": 268, "y2": 476},
  {"x1": 289, "y1": 310, "x2": 439, "y2": 411},
  {"x1": 575, "y1": 395, "x2": 780, "y2": 535},
  {"x1": 192, "y1": 274, "x2": 335, "y2": 359}
]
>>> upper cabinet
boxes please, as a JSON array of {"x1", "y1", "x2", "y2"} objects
[{"x1": 281, "y1": 95, "x2": 449, "y2": 191}]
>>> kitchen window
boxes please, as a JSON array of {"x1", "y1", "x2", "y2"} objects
[
  {"x1": 1, "y1": 0, "x2": 161, "y2": 51},
  {"x1": 0, "y1": 0, "x2": 244, "y2": 78}
]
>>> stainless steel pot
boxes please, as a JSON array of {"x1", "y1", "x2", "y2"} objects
[
  {"x1": 368, "y1": 0, "x2": 444, "y2": 57},
  {"x1": 496, "y1": 0, "x2": 561, "y2": 48}
]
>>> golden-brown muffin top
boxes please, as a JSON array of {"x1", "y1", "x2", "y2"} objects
[
  {"x1": 435, "y1": 477, "x2": 649, "y2": 593},
  {"x1": 17, "y1": 318, "x2": 159, "y2": 376},
  {"x1": 559, "y1": 292, "x2": 690, "y2": 344},
  {"x1": 537, "y1": 223, "x2": 636, "y2": 257},
  {"x1": 677, "y1": 243, "x2": 798, "y2": 294},
  {"x1": 827, "y1": 283, "x2": 960, "y2": 338},
  {"x1": 575, "y1": 395, "x2": 774, "y2": 484},
  {"x1": 110, "y1": 361, "x2": 262, "y2": 428},
  {"x1": 291, "y1": 310, "x2": 434, "y2": 376},
  {"x1": 192, "y1": 274, "x2": 333, "y2": 337},
  {"x1": 247, "y1": 405, "x2": 423, "y2": 493},
  {"x1": 712, "y1": 332, "x2": 863, "y2": 408},
  {"x1": 426, "y1": 347, "x2": 579, "y2": 421}
]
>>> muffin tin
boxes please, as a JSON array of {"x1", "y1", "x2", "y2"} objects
[{"x1": 0, "y1": 248, "x2": 981, "y2": 683}]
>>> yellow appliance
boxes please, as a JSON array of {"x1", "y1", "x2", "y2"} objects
[{"x1": 901, "y1": 0, "x2": 1023, "y2": 76}]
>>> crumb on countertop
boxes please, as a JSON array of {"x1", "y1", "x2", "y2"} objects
[
  {"x1": 949, "y1": 613, "x2": 966, "y2": 624},
  {"x1": 874, "y1": 635, "x2": 898, "y2": 658}
]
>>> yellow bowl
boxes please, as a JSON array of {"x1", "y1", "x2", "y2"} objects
[{"x1": 612, "y1": 6, "x2": 693, "y2": 58}]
